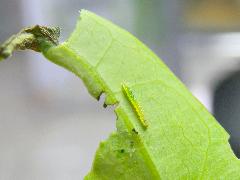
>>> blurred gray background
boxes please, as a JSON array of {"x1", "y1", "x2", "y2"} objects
[{"x1": 0, "y1": 0, "x2": 240, "y2": 179}]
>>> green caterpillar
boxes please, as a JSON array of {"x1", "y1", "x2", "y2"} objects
[{"x1": 122, "y1": 83, "x2": 148, "y2": 129}]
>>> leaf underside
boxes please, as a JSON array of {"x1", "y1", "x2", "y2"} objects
[
  {"x1": 1, "y1": 10, "x2": 240, "y2": 179},
  {"x1": 43, "y1": 10, "x2": 240, "y2": 179}
]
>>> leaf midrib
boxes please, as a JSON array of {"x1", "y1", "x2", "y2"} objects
[{"x1": 46, "y1": 42, "x2": 162, "y2": 179}]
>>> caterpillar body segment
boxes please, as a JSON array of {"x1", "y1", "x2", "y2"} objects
[{"x1": 122, "y1": 83, "x2": 148, "y2": 129}]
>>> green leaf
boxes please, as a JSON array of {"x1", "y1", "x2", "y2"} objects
[{"x1": 1, "y1": 10, "x2": 240, "y2": 179}]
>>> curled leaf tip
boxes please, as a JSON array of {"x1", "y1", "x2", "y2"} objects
[{"x1": 0, "y1": 25, "x2": 60, "y2": 60}]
